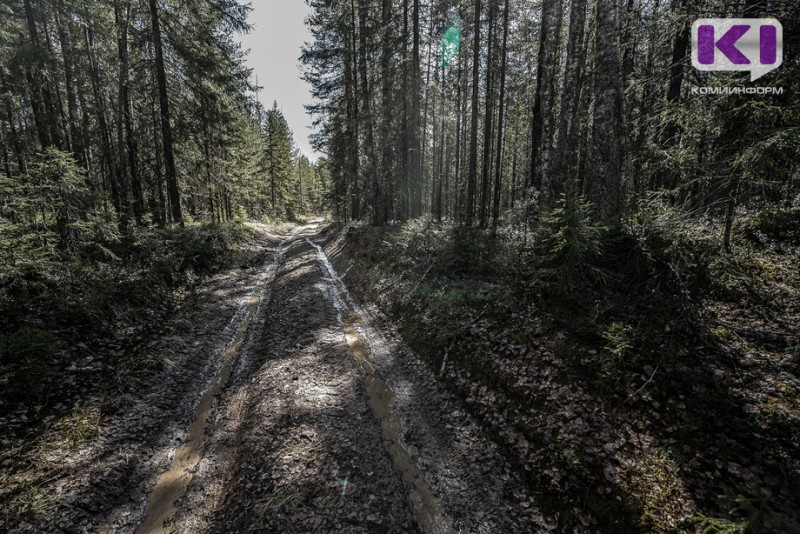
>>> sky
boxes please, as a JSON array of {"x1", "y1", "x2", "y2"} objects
[{"x1": 238, "y1": 1, "x2": 320, "y2": 161}]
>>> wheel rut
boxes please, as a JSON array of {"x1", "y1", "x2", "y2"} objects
[
  {"x1": 135, "y1": 225, "x2": 312, "y2": 533},
  {"x1": 135, "y1": 226, "x2": 546, "y2": 533}
]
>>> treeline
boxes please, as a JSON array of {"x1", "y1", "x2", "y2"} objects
[
  {"x1": 0, "y1": 0, "x2": 331, "y2": 402},
  {"x1": 302, "y1": 0, "x2": 799, "y2": 236},
  {"x1": 0, "y1": 0, "x2": 326, "y2": 237}
]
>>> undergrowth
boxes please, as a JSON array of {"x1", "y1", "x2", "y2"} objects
[
  {"x1": 331, "y1": 193, "x2": 799, "y2": 532},
  {"x1": 0, "y1": 220, "x2": 252, "y2": 404}
]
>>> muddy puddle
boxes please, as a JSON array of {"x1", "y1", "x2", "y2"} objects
[
  {"x1": 136, "y1": 240, "x2": 289, "y2": 533},
  {"x1": 308, "y1": 239, "x2": 455, "y2": 534}
]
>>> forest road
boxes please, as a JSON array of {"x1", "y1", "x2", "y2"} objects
[{"x1": 63, "y1": 223, "x2": 547, "y2": 533}]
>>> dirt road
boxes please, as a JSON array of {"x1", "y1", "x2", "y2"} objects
[{"x1": 5, "y1": 224, "x2": 549, "y2": 533}]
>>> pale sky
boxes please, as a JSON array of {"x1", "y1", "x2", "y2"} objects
[{"x1": 238, "y1": 1, "x2": 320, "y2": 161}]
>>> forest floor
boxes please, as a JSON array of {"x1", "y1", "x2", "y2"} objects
[
  {"x1": 0, "y1": 221, "x2": 552, "y2": 533},
  {"x1": 328, "y1": 216, "x2": 800, "y2": 533}
]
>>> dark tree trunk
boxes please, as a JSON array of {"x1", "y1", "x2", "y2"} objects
[
  {"x1": 435, "y1": 68, "x2": 447, "y2": 222},
  {"x1": 399, "y1": 0, "x2": 410, "y2": 220},
  {"x1": 409, "y1": 0, "x2": 422, "y2": 218},
  {"x1": 22, "y1": 0, "x2": 53, "y2": 149},
  {"x1": 115, "y1": 0, "x2": 143, "y2": 224},
  {"x1": 379, "y1": 0, "x2": 392, "y2": 225},
  {"x1": 0, "y1": 71, "x2": 26, "y2": 174},
  {"x1": 419, "y1": 17, "x2": 433, "y2": 217},
  {"x1": 149, "y1": 0, "x2": 182, "y2": 224},
  {"x1": 479, "y1": 0, "x2": 496, "y2": 228},
  {"x1": 666, "y1": 0, "x2": 688, "y2": 104},
  {"x1": 552, "y1": 0, "x2": 588, "y2": 200},
  {"x1": 491, "y1": 0, "x2": 510, "y2": 229},
  {"x1": 529, "y1": 0, "x2": 562, "y2": 192},
  {"x1": 55, "y1": 0, "x2": 84, "y2": 166},
  {"x1": 85, "y1": 25, "x2": 121, "y2": 214},
  {"x1": 660, "y1": 0, "x2": 689, "y2": 149},
  {"x1": 349, "y1": 0, "x2": 361, "y2": 220},
  {"x1": 466, "y1": 0, "x2": 481, "y2": 225},
  {"x1": 453, "y1": 48, "x2": 463, "y2": 221},
  {"x1": 357, "y1": 0, "x2": 379, "y2": 226},
  {"x1": 589, "y1": 0, "x2": 624, "y2": 220}
]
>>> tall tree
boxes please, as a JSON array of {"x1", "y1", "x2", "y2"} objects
[
  {"x1": 551, "y1": 0, "x2": 588, "y2": 197},
  {"x1": 409, "y1": 0, "x2": 422, "y2": 218},
  {"x1": 589, "y1": 0, "x2": 624, "y2": 219},
  {"x1": 379, "y1": 0, "x2": 393, "y2": 225},
  {"x1": 357, "y1": 0, "x2": 379, "y2": 226},
  {"x1": 114, "y1": 0, "x2": 143, "y2": 224},
  {"x1": 491, "y1": 0, "x2": 510, "y2": 229},
  {"x1": 149, "y1": 0, "x2": 182, "y2": 223},
  {"x1": 529, "y1": 0, "x2": 563, "y2": 199},
  {"x1": 466, "y1": 0, "x2": 481, "y2": 225},
  {"x1": 479, "y1": 0, "x2": 496, "y2": 228}
]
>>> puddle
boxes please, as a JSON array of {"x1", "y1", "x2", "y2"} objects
[
  {"x1": 136, "y1": 228, "x2": 305, "y2": 533},
  {"x1": 308, "y1": 239, "x2": 455, "y2": 534}
]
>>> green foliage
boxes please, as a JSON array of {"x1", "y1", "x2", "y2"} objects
[
  {"x1": 60, "y1": 406, "x2": 101, "y2": 451},
  {"x1": 263, "y1": 103, "x2": 297, "y2": 219},
  {"x1": 599, "y1": 322, "x2": 634, "y2": 388},
  {"x1": 631, "y1": 194, "x2": 766, "y2": 301},
  {"x1": 743, "y1": 208, "x2": 800, "y2": 246},
  {"x1": 696, "y1": 486, "x2": 800, "y2": 534},
  {"x1": 0, "y1": 327, "x2": 56, "y2": 397},
  {"x1": 532, "y1": 194, "x2": 607, "y2": 300},
  {"x1": 632, "y1": 195, "x2": 720, "y2": 291},
  {"x1": 707, "y1": 255, "x2": 757, "y2": 301},
  {"x1": 0, "y1": 218, "x2": 252, "y2": 402}
]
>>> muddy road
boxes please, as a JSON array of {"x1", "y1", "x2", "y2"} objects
[{"x1": 5, "y1": 224, "x2": 548, "y2": 533}]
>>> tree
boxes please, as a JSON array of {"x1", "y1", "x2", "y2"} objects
[
  {"x1": 588, "y1": 0, "x2": 624, "y2": 220},
  {"x1": 551, "y1": 0, "x2": 588, "y2": 199},
  {"x1": 466, "y1": 0, "x2": 481, "y2": 225},
  {"x1": 530, "y1": 0, "x2": 563, "y2": 204},
  {"x1": 479, "y1": 0, "x2": 497, "y2": 228},
  {"x1": 491, "y1": 0, "x2": 510, "y2": 229},
  {"x1": 264, "y1": 103, "x2": 294, "y2": 219},
  {"x1": 149, "y1": 0, "x2": 182, "y2": 224}
]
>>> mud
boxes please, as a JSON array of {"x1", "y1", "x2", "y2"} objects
[
  {"x1": 2, "y1": 224, "x2": 549, "y2": 533},
  {"x1": 308, "y1": 238, "x2": 455, "y2": 534},
  {"x1": 135, "y1": 230, "x2": 294, "y2": 533}
]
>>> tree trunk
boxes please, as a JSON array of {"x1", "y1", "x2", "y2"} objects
[
  {"x1": 55, "y1": 0, "x2": 85, "y2": 166},
  {"x1": 85, "y1": 24, "x2": 121, "y2": 214},
  {"x1": 115, "y1": 0, "x2": 143, "y2": 224},
  {"x1": 0, "y1": 71, "x2": 26, "y2": 174},
  {"x1": 379, "y1": 0, "x2": 393, "y2": 225},
  {"x1": 22, "y1": 0, "x2": 54, "y2": 149},
  {"x1": 529, "y1": 0, "x2": 562, "y2": 193},
  {"x1": 349, "y1": 0, "x2": 361, "y2": 220},
  {"x1": 409, "y1": 0, "x2": 422, "y2": 218},
  {"x1": 419, "y1": 18, "x2": 434, "y2": 217},
  {"x1": 479, "y1": 0, "x2": 496, "y2": 228},
  {"x1": 551, "y1": 0, "x2": 588, "y2": 200},
  {"x1": 399, "y1": 0, "x2": 410, "y2": 220},
  {"x1": 357, "y1": 0, "x2": 379, "y2": 226},
  {"x1": 589, "y1": 0, "x2": 624, "y2": 220},
  {"x1": 466, "y1": 0, "x2": 481, "y2": 225},
  {"x1": 453, "y1": 50, "x2": 463, "y2": 221},
  {"x1": 149, "y1": 0, "x2": 182, "y2": 224},
  {"x1": 491, "y1": 0, "x2": 510, "y2": 229}
]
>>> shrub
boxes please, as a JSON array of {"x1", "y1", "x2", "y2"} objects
[
  {"x1": 0, "y1": 327, "x2": 56, "y2": 397},
  {"x1": 599, "y1": 321, "x2": 634, "y2": 389},
  {"x1": 531, "y1": 194, "x2": 608, "y2": 301},
  {"x1": 631, "y1": 194, "x2": 721, "y2": 292}
]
